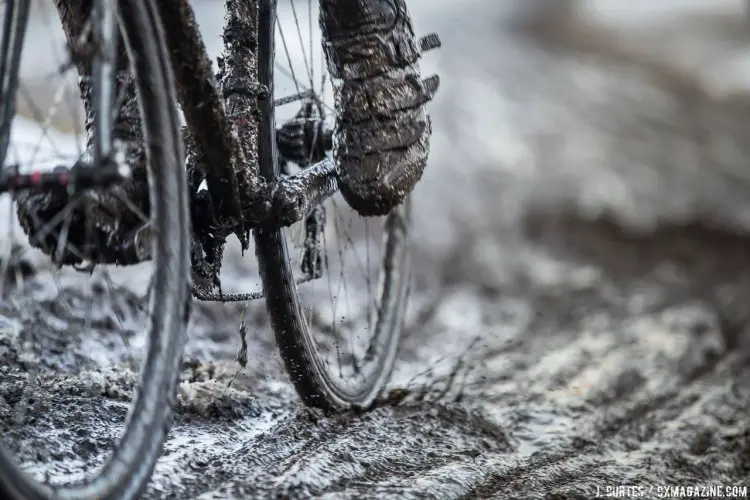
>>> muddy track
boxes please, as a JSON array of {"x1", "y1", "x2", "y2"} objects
[
  {"x1": 2, "y1": 2, "x2": 750, "y2": 498},
  {"x1": 2, "y1": 211, "x2": 749, "y2": 499}
]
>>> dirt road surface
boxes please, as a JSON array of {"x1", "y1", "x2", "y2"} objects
[{"x1": 1, "y1": 1, "x2": 750, "y2": 498}]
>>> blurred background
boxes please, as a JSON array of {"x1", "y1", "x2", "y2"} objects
[{"x1": 16, "y1": 0, "x2": 750, "y2": 237}]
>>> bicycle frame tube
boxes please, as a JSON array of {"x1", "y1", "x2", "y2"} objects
[
  {"x1": 0, "y1": 0, "x2": 30, "y2": 169},
  {"x1": 155, "y1": 0, "x2": 249, "y2": 237},
  {"x1": 92, "y1": 0, "x2": 118, "y2": 166},
  {"x1": 257, "y1": 0, "x2": 276, "y2": 182},
  {"x1": 153, "y1": 0, "x2": 341, "y2": 235}
]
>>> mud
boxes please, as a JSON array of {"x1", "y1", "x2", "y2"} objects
[{"x1": 2, "y1": 1, "x2": 750, "y2": 498}]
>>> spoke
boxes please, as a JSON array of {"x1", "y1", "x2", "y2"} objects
[
  {"x1": 275, "y1": 62, "x2": 334, "y2": 115},
  {"x1": 53, "y1": 203, "x2": 75, "y2": 265},
  {"x1": 274, "y1": 88, "x2": 315, "y2": 106},
  {"x1": 26, "y1": 194, "x2": 82, "y2": 251},
  {"x1": 112, "y1": 189, "x2": 148, "y2": 224},
  {"x1": 308, "y1": 0, "x2": 314, "y2": 93},
  {"x1": 18, "y1": 83, "x2": 68, "y2": 152},
  {"x1": 276, "y1": 15, "x2": 301, "y2": 96},
  {"x1": 289, "y1": 0, "x2": 314, "y2": 90},
  {"x1": 20, "y1": 81, "x2": 71, "y2": 162}
]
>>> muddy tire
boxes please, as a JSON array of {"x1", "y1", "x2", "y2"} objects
[
  {"x1": 253, "y1": 0, "x2": 412, "y2": 411},
  {"x1": 0, "y1": 0, "x2": 189, "y2": 498}
]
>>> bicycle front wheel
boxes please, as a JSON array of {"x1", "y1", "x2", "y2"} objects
[
  {"x1": 253, "y1": 0, "x2": 416, "y2": 411},
  {"x1": 0, "y1": 0, "x2": 188, "y2": 498}
]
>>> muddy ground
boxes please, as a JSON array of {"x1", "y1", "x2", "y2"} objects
[{"x1": 2, "y1": 2, "x2": 750, "y2": 498}]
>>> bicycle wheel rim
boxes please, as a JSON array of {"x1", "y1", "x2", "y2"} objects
[
  {"x1": 0, "y1": 0, "x2": 188, "y2": 498},
  {"x1": 253, "y1": 0, "x2": 411, "y2": 411}
]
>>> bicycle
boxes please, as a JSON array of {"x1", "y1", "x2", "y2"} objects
[{"x1": 0, "y1": 0, "x2": 439, "y2": 498}]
